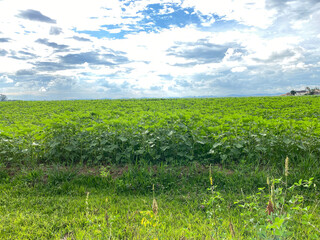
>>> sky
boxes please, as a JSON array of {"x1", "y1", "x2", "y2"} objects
[{"x1": 0, "y1": 0, "x2": 320, "y2": 100}]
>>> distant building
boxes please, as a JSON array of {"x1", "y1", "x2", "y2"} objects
[
  {"x1": 295, "y1": 90, "x2": 308, "y2": 96},
  {"x1": 282, "y1": 88, "x2": 320, "y2": 96}
]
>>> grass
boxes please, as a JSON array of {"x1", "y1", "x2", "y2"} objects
[{"x1": 0, "y1": 159, "x2": 319, "y2": 239}]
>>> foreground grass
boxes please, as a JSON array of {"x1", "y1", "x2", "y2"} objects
[{"x1": 0, "y1": 161, "x2": 319, "y2": 239}]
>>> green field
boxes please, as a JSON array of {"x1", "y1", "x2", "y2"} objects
[{"x1": 0, "y1": 96, "x2": 319, "y2": 239}]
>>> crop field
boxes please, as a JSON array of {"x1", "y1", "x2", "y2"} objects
[
  {"x1": 1, "y1": 96, "x2": 320, "y2": 166},
  {"x1": 0, "y1": 96, "x2": 320, "y2": 239}
]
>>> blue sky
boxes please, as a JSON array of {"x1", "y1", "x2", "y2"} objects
[{"x1": 0, "y1": 0, "x2": 320, "y2": 100}]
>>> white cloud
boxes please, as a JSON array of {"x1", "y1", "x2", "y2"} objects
[
  {"x1": 39, "y1": 87, "x2": 46, "y2": 92},
  {"x1": 290, "y1": 18, "x2": 310, "y2": 30},
  {"x1": 282, "y1": 62, "x2": 310, "y2": 71},
  {"x1": 0, "y1": 75, "x2": 14, "y2": 83},
  {"x1": 0, "y1": 57, "x2": 33, "y2": 73},
  {"x1": 200, "y1": 17, "x2": 215, "y2": 27},
  {"x1": 231, "y1": 67, "x2": 247, "y2": 73},
  {"x1": 0, "y1": 0, "x2": 144, "y2": 38},
  {"x1": 182, "y1": 0, "x2": 276, "y2": 28}
]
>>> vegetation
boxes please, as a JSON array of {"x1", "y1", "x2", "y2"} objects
[
  {"x1": 1, "y1": 96, "x2": 320, "y2": 167},
  {"x1": 290, "y1": 90, "x2": 296, "y2": 96},
  {"x1": 0, "y1": 94, "x2": 7, "y2": 101},
  {"x1": 306, "y1": 87, "x2": 320, "y2": 95},
  {"x1": 0, "y1": 96, "x2": 319, "y2": 239}
]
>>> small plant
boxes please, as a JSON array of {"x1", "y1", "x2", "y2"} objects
[
  {"x1": 139, "y1": 210, "x2": 158, "y2": 228},
  {"x1": 20, "y1": 168, "x2": 44, "y2": 187},
  {"x1": 203, "y1": 165, "x2": 226, "y2": 238},
  {"x1": 235, "y1": 157, "x2": 319, "y2": 239},
  {"x1": 100, "y1": 166, "x2": 111, "y2": 179}
]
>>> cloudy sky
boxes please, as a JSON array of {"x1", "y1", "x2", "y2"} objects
[{"x1": 0, "y1": 0, "x2": 320, "y2": 100}]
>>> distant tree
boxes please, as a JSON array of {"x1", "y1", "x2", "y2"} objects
[
  {"x1": 311, "y1": 87, "x2": 320, "y2": 95},
  {"x1": 305, "y1": 87, "x2": 319, "y2": 95},
  {"x1": 0, "y1": 94, "x2": 7, "y2": 101},
  {"x1": 290, "y1": 90, "x2": 296, "y2": 96},
  {"x1": 306, "y1": 87, "x2": 311, "y2": 93}
]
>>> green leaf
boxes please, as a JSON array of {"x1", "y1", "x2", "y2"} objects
[
  {"x1": 212, "y1": 142, "x2": 222, "y2": 149},
  {"x1": 118, "y1": 136, "x2": 127, "y2": 142}
]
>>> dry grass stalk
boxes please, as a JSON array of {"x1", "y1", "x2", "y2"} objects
[
  {"x1": 152, "y1": 184, "x2": 158, "y2": 215},
  {"x1": 229, "y1": 221, "x2": 236, "y2": 238},
  {"x1": 105, "y1": 210, "x2": 109, "y2": 226},
  {"x1": 266, "y1": 200, "x2": 274, "y2": 215},
  {"x1": 209, "y1": 164, "x2": 213, "y2": 186},
  {"x1": 61, "y1": 232, "x2": 74, "y2": 240},
  {"x1": 152, "y1": 198, "x2": 158, "y2": 216},
  {"x1": 85, "y1": 192, "x2": 90, "y2": 218},
  {"x1": 285, "y1": 156, "x2": 289, "y2": 177},
  {"x1": 271, "y1": 181, "x2": 275, "y2": 206},
  {"x1": 105, "y1": 197, "x2": 109, "y2": 226},
  {"x1": 209, "y1": 164, "x2": 214, "y2": 195}
]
